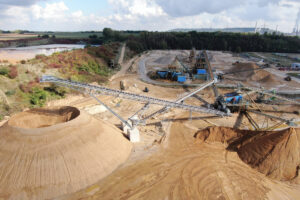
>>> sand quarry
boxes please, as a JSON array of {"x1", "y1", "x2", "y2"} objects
[{"x1": 1, "y1": 50, "x2": 300, "y2": 199}]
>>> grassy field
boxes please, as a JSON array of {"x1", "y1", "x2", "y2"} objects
[
  {"x1": 0, "y1": 33, "x2": 37, "y2": 41},
  {"x1": 34, "y1": 32, "x2": 103, "y2": 39},
  {"x1": 0, "y1": 32, "x2": 103, "y2": 42}
]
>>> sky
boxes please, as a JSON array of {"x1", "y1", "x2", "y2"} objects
[{"x1": 0, "y1": 0, "x2": 299, "y2": 32}]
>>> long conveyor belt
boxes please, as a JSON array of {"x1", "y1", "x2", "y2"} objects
[{"x1": 41, "y1": 75, "x2": 229, "y2": 117}]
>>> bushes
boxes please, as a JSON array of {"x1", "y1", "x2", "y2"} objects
[
  {"x1": 5, "y1": 90, "x2": 15, "y2": 96},
  {"x1": 76, "y1": 62, "x2": 112, "y2": 77},
  {"x1": 0, "y1": 66, "x2": 18, "y2": 79},
  {"x1": 19, "y1": 79, "x2": 39, "y2": 93},
  {"x1": 19, "y1": 79, "x2": 66, "y2": 107},
  {"x1": 8, "y1": 66, "x2": 18, "y2": 79},
  {"x1": 86, "y1": 43, "x2": 119, "y2": 63},
  {"x1": 35, "y1": 54, "x2": 46, "y2": 59},
  {"x1": 19, "y1": 84, "x2": 30, "y2": 93},
  {"x1": 44, "y1": 84, "x2": 66, "y2": 97},
  {"x1": 0, "y1": 68, "x2": 9, "y2": 76},
  {"x1": 29, "y1": 88, "x2": 47, "y2": 106},
  {"x1": 48, "y1": 63, "x2": 63, "y2": 68}
]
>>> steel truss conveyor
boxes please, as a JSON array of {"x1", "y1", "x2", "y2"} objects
[{"x1": 40, "y1": 75, "x2": 228, "y2": 117}]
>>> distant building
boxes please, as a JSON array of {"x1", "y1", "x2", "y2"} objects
[{"x1": 291, "y1": 63, "x2": 300, "y2": 69}]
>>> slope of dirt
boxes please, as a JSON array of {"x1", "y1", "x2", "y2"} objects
[
  {"x1": 256, "y1": 74, "x2": 279, "y2": 85},
  {"x1": 236, "y1": 128, "x2": 300, "y2": 183},
  {"x1": 196, "y1": 127, "x2": 300, "y2": 183},
  {"x1": 0, "y1": 106, "x2": 132, "y2": 200},
  {"x1": 66, "y1": 121, "x2": 300, "y2": 200},
  {"x1": 229, "y1": 62, "x2": 259, "y2": 78}
]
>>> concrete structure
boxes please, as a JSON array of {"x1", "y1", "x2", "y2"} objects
[
  {"x1": 129, "y1": 127, "x2": 140, "y2": 143},
  {"x1": 122, "y1": 115, "x2": 141, "y2": 143}
]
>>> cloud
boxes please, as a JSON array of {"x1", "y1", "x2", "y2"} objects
[
  {"x1": 0, "y1": 0, "x2": 41, "y2": 6},
  {"x1": 154, "y1": 0, "x2": 241, "y2": 17},
  {"x1": 0, "y1": 0, "x2": 299, "y2": 33},
  {"x1": 31, "y1": 2, "x2": 68, "y2": 20},
  {"x1": 153, "y1": 0, "x2": 293, "y2": 17},
  {"x1": 0, "y1": 0, "x2": 44, "y2": 12},
  {"x1": 108, "y1": 0, "x2": 165, "y2": 17}
]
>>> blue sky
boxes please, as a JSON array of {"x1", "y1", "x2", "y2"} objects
[
  {"x1": 62, "y1": 0, "x2": 112, "y2": 16},
  {"x1": 0, "y1": 0, "x2": 299, "y2": 32}
]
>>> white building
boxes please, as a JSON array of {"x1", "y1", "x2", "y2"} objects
[{"x1": 291, "y1": 63, "x2": 300, "y2": 69}]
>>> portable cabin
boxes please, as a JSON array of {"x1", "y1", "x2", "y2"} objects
[
  {"x1": 177, "y1": 75, "x2": 186, "y2": 83},
  {"x1": 197, "y1": 69, "x2": 207, "y2": 74},
  {"x1": 291, "y1": 63, "x2": 300, "y2": 70}
]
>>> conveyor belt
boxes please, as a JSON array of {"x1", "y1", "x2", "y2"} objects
[
  {"x1": 142, "y1": 80, "x2": 217, "y2": 121},
  {"x1": 243, "y1": 86, "x2": 300, "y2": 105},
  {"x1": 41, "y1": 75, "x2": 228, "y2": 116}
]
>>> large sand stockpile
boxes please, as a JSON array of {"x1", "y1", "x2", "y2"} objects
[
  {"x1": 196, "y1": 126, "x2": 300, "y2": 183},
  {"x1": 228, "y1": 63, "x2": 282, "y2": 86},
  {"x1": 68, "y1": 122, "x2": 300, "y2": 200},
  {"x1": 0, "y1": 106, "x2": 132, "y2": 200}
]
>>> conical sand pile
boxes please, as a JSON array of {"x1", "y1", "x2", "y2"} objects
[
  {"x1": 228, "y1": 62, "x2": 283, "y2": 85},
  {"x1": 0, "y1": 106, "x2": 132, "y2": 200},
  {"x1": 196, "y1": 127, "x2": 300, "y2": 182}
]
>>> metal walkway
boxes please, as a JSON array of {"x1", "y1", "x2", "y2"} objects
[{"x1": 41, "y1": 76, "x2": 228, "y2": 116}]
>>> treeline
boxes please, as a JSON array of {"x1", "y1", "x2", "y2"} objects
[
  {"x1": 102, "y1": 28, "x2": 300, "y2": 53},
  {"x1": 0, "y1": 30, "x2": 31, "y2": 34}
]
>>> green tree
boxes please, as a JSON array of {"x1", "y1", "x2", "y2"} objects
[
  {"x1": 235, "y1": 46, "x2": 242, "y2": 53},
  {"x1": 103, "y1": 28, "x2": 114, "y2": 39}
]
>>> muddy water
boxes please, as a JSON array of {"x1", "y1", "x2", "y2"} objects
[{"x1": 0, "y1": 44, "x2": 84, "y2": 63}]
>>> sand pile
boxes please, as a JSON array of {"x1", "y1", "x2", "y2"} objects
[
  {"x1": 228, "y1": 63, "x2": 282, "y2": 86},
  {"x1": 68, "y1": 122, "x2": 300, "y2": 200},
  {"x1": 229, "y1": 62, "x2": 259, "y2": 77},
  {"x1": 256, "y1": 74, "x2": 278, "y2": 84},
  {"x1": 196, "y1": 127, "x2": 300, "y2": 182},
  {"x1": 0, "y1": 106, "x2": 132, "y2": 200}
]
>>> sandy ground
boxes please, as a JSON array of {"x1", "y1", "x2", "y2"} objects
[
  {"x1": 1, "y1": 50, "x2": 300, "y2": 199},
  {"x1": 66, "y1": 115, "x2": 300, "y2": 200}
]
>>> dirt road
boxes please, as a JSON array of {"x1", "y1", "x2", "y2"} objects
[{"x1": 118, "y1": 43, "x2": 126, "y2": 65}]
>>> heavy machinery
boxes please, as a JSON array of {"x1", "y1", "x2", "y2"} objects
[
  {"x1": 178, "y1": 50, "x2": 299, "y2": 130},
  {"x1": 154, "y1": 57, "x2": 187, "y2": 83},
  {"x1": 284, "y1": 76, "x2": 292, "y2": 81},
  {"x1": 199, "y1": 50, "x2": 299, "y2": 129},
  {"x1": 156, "y1": 70, "x2": 186, "y2": 83}
]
